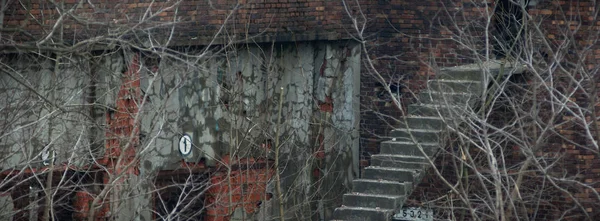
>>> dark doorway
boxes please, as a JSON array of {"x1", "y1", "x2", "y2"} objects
[
  {"x1": 154, "y1": 172, "x2": 208, "y2": 220},
  {"x1": 492, "y1": 0, "x2": 529, "y2": 59}
]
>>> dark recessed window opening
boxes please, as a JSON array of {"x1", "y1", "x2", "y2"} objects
[
  {"x1": 493, "y1": 0, "x2": 529, "y2": 59},
  {"x1": 154, "y1": 173, "x2": 207, "y2": 220}
]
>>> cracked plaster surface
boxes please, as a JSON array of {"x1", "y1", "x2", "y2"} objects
[{"x1": 0, "y1": 41, "x2": 361, "y2": 221}]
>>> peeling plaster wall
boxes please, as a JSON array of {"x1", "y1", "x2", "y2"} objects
[
  {"x1": 0, "y1": 55, "x2": 91, "y2": 169},
  {"x1": 0, "y1": 194, "x2": 13, "y2": 219},
  {"x1": 138, "y1": 57, "x2": 186, "y2": 173},
  {"x1": 137, "y1": 41, "x2": 360, "y2": 220},
  {"x1": 0, "y1": 40, "x2": 360, "y2": 220},
  {"x1": 317, "y1": 42, "x2": 361, "y2": 219}
]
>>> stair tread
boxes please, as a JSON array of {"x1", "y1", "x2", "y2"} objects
[
  {"x1": 428, "y1": 79, "x2": 481, "y2": 83},
  {"x1": 381, "y1": 140, "x2": 438, "y2": 144},
  {"x1": 401, "y1": 115, "x2": 443, "y2": 119},
  {"x1": 390, "y1": 128, "x2": 443, "y2": 132},
  {"x1": 345, "y1": 192, "x2": 404, "y2": 198},
  {"x1": 421, "y1": 91, "x2": 473, "y2": 95},
  {"x1": 336, "y1": 206, "x2": 395, "y2": 211},
  {"x1": 366, "y1": 166, "x2": 417, "y2": 171},
  {"x1": 381, "y1": 140, "x2": 439, "y2": 145},
  {"x1": 354, "y1": 178, "x2": 410, "y2": 184},
  {"x1": 373, "y1": 154, "x2": 428, "y2": 159},
  {"x1": 397, "y1": 116, "x2": 446, "y2": 130},
  {"x1": 440, "y1": 60, "x2": 524, "y2": 73},
  {"x1": 352, "y1": 179, "x2": 412, "y2": 197},
  {"x1": 411, "y1": 103, "x2": 465, "y2": 108}
]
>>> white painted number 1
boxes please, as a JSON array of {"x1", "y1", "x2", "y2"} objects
[{"x1": 179, "y1": 134, "x2": 192, "y2": 156}]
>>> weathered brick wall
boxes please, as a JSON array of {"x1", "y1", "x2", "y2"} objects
[
  {"x1": 530, "y1": 0, "x2": 600, "y2": 217},
  {"x1": 4, "y1": 0, "x2": 600, "y2": 219},
  {"x1": 1, "y1": 0, "x2": 353, "y2": 45},
  {"x1": 404, "y1": 1, "x2": 600, "y2": 219},
  {"x1": 1, "y1": 0, "x2": 476, "y2": 171},
  {"x1": 358, "y1": 0, "x2": 488, "y2": 172}
]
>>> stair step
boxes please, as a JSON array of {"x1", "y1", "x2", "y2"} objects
[
  {"x1": 427, "y1": 79, "x2": 482, "y2": 94},
  {"x1": 343, "y1": 193, "x2": 405, "y2": 209},
  {"x1": 398, "y1": 116, "x2": 444, "y2": 130},
  {"x1": 371, "y1": 154, "x2": 429, "y2": 169},
  {"x1": 389, "y1": 128, "x2": 441, "y2": 143},
  {"x1": 438, "y1": 69, "x2": 484, "y2": 81},
  {"x1": 333, "y1": 206, "x2": 394, "y2": 221},
  {"x1": 352, "y1": 179, "x2": 412, "y2": 196},
  {"x1": 408, "y1": 103, "x2": 469, "y2": 117},
  {"x1": 380, "y1": 141, "x2": 439, "y2": 157},
  {"x1": 440, "y1": 60, "x2": 525, "y2": 80},
  {"x1": 363, "y1": 166, "x2": 416, "y2": 182},
  {"x1": 418, "y1": 91, "x2": 476, "y2": 106}
]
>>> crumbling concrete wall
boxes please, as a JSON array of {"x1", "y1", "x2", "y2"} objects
[
  {"x1": 0, "y1": 40, "x2": 359, "y2": 220},
  {"x1": 313, "y1": 42, "x2": 361, "y2": 219},
  {"x1": 0, "y1": 193, "x2": 13, "y2": 220},
  {"x1": 136, "y1": 41, "x2": 360, "y2": 220},
  {"x1": 0, "y1": 54, "x2": 91, "y2": 170}
]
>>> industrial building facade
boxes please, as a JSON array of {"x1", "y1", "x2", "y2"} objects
[{"x1": 1, "y1": 0, "x2": 599, "y2": 220}]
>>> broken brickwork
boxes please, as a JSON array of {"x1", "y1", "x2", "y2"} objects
[
  {"x1": 2, "y1": 0, "x2": 600, "y2": 220},
  {"x1": 1, "y1": 0, "x2": 478, "y2": 173}
]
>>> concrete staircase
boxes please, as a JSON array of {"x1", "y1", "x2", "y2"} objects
[{"x1": 332, "y1": 61, "x2": 524, "y2": 221}]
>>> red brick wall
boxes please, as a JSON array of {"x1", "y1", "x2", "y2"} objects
[
  {"x1": 5, "y1": 0, "x2": 600, "y2": 218},
  {"x1": 1, "y1": 0, "x2": 475, "y2": 164},
  {"x1": 1, "y1": 0, "x2": 353, "y2": 45},
  {"x1": 403, "y1": 1, "x2": 600, "y2": 219},
  {"x1": 207, "y1": 156, "x2": 273, "y2": 221},
  {"x1": 529, "y1": 1, "x2": 600, "y2": 217},
  {"x1": 358, "y1": 0, "x2": 487, "y2": 170}
]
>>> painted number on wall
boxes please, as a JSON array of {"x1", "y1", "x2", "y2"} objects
[
  {"x1": 179, "y1": 134, "x2": 192, "y2": 156},
  {"x1": 393, "y1": 207, "x2": 433, "y2": 221}
]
